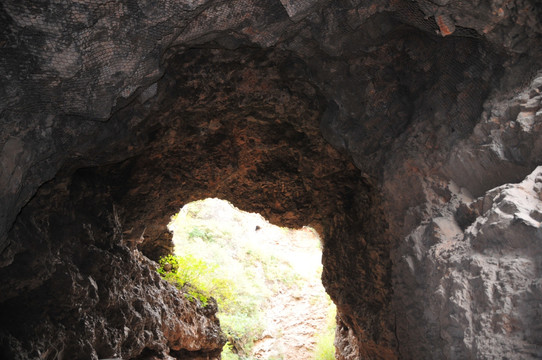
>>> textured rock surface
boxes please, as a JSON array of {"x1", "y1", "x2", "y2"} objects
[
  {"x1": 0, "y1": 171, "x2": 225, "y2": 359},
  {"x1": 69, "y1": 47, "x2": 392, "y2": 357},
  {"x1": 1, "y1": 0, "x2": 542, "y2": 359},
  {"x1": 387, "y1": 72, "x2": 542, "y2": 359},
  {"x1": 391, "y1": 164, "x2": 542, "y2": 358}
]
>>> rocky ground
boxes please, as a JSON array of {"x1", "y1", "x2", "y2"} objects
[{"x1": 251, "y1": 226, "x2": 331, "y2": 360}]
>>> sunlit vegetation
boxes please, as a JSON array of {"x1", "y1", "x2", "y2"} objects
[
  {"x1": 157, "y1": 198, "x2": 336, "y2": 359},
  {"x1": 312, "y1": 298, "x2": 337, "y2": 360}
]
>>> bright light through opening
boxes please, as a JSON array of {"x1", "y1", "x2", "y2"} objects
[{"x1": 166, "y1": 198, "x2": 336, "y2": 360}]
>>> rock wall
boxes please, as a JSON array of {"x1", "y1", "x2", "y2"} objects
[
  {"x1": 1, "y1": 0, "x2": 542, "y2": 359},
  {"x1": 386, "y1": 72, "x2": 542, "y2": 359},
  {"x1": 0, "y1": 169, "x2": 225, "y2": 359}
]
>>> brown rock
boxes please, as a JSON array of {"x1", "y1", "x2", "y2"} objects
[{"x1": 1, "y1": 0, "x2": 542, "y2": 359}]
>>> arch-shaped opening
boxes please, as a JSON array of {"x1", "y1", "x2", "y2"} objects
[
  {"x1": 103, "y1": 43, "x2": 394, "y2": 357},
  {"x1": 1, "y1": 42, "x2": 388, "y2": 359},
  {"x1": 161, "y1": 197, "x2": 334, "y2": 359},
  {"x1": 97, "y1": 43, "x2": 394, "y2": 358}
]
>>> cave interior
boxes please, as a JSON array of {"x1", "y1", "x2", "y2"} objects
[{"x1": 1, "y1": 0, "x2": 542, "y2": 359}]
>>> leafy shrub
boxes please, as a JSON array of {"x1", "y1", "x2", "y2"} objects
[
  {"x1": 157, "y1": 254, "x2": 235, "y2": 307},
  {"x1": 220, "y1": 312, "x2": 264, "y2": 356},
  {"x1": 157, "y1": 250, "x2": 263, "y2": 349},
  {"x1": 221, "y1": 342, "x2": 239, "y2": 360}
]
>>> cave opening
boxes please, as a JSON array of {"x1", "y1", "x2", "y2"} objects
[
  {"x1": 4, "y1": 0, "x2": 540, "y2": 358},
  {"x1": 162, "y1": 197, "x2": 334, "y2": 359},
  {"x1": 1, "y1": 42, "x2": 381, "y2": 360},
  {"x1": 105, "y1": 42, "x2": 396, "y2": 358}
]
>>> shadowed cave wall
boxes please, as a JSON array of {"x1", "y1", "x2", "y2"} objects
[{"x1": 1, "y1": 1, "x2": 542, "y2": 359}]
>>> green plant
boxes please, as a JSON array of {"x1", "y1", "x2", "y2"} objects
[
  {"x1": 221, "y1": 342, "x2": 240, "y2": 360},
  {"x1": 157, "y1": 254, "x2": 180, "y2": 275},
  {"x1": 156, "y1": 246, "x2": 267, "y2": 358},
  {"x1": 313, "y1": 331, "x2": 335, "y2": 360},
  {"x1": 312, "y1": 301, "x2": 336, "y2": 360},
  {"x1": 163, "y1": 198, "x2": 328, "y2": 359},
  {"x1": 220, "y1": 312, "x2": 264, "y2": 356},
  {"x1": 188, "y1": 226, "x2": 214, "y2": 242},
  {"x1": 157, "y1": 254, "x2": 236, "y2": 308}
]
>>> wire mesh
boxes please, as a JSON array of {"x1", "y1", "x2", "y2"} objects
[{"x1": 0, "y1": 0, "x2": 538, "y2": 120}]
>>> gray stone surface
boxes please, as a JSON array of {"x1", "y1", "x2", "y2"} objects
[{"x1": 387, "y1": 73, "x2": 542, "y2": 359}]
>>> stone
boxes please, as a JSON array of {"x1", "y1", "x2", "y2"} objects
[
  {"x1": 0, "y1": 177, "x2": 226, "y2": 358},
  {"x1": 436, "y1": 14, "x2": 455, "y2": 36},
  {"x1": 1, "y1": 0, "x2": 542, "y2": 359},
  {"x1": 279, "y1": 0, "x2": 321, "y2": 21}
]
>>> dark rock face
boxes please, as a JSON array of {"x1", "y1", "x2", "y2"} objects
[
  {"x1": 1, "y1": 0, "x2": 542, "y2": 359},
  {"x1": 0, "y1": 170, "x2": 225, "y2": 360}
]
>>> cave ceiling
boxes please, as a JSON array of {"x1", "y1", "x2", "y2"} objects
[{"x1": 1, "y1": 0, "x2": 542, "y2": 359}]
